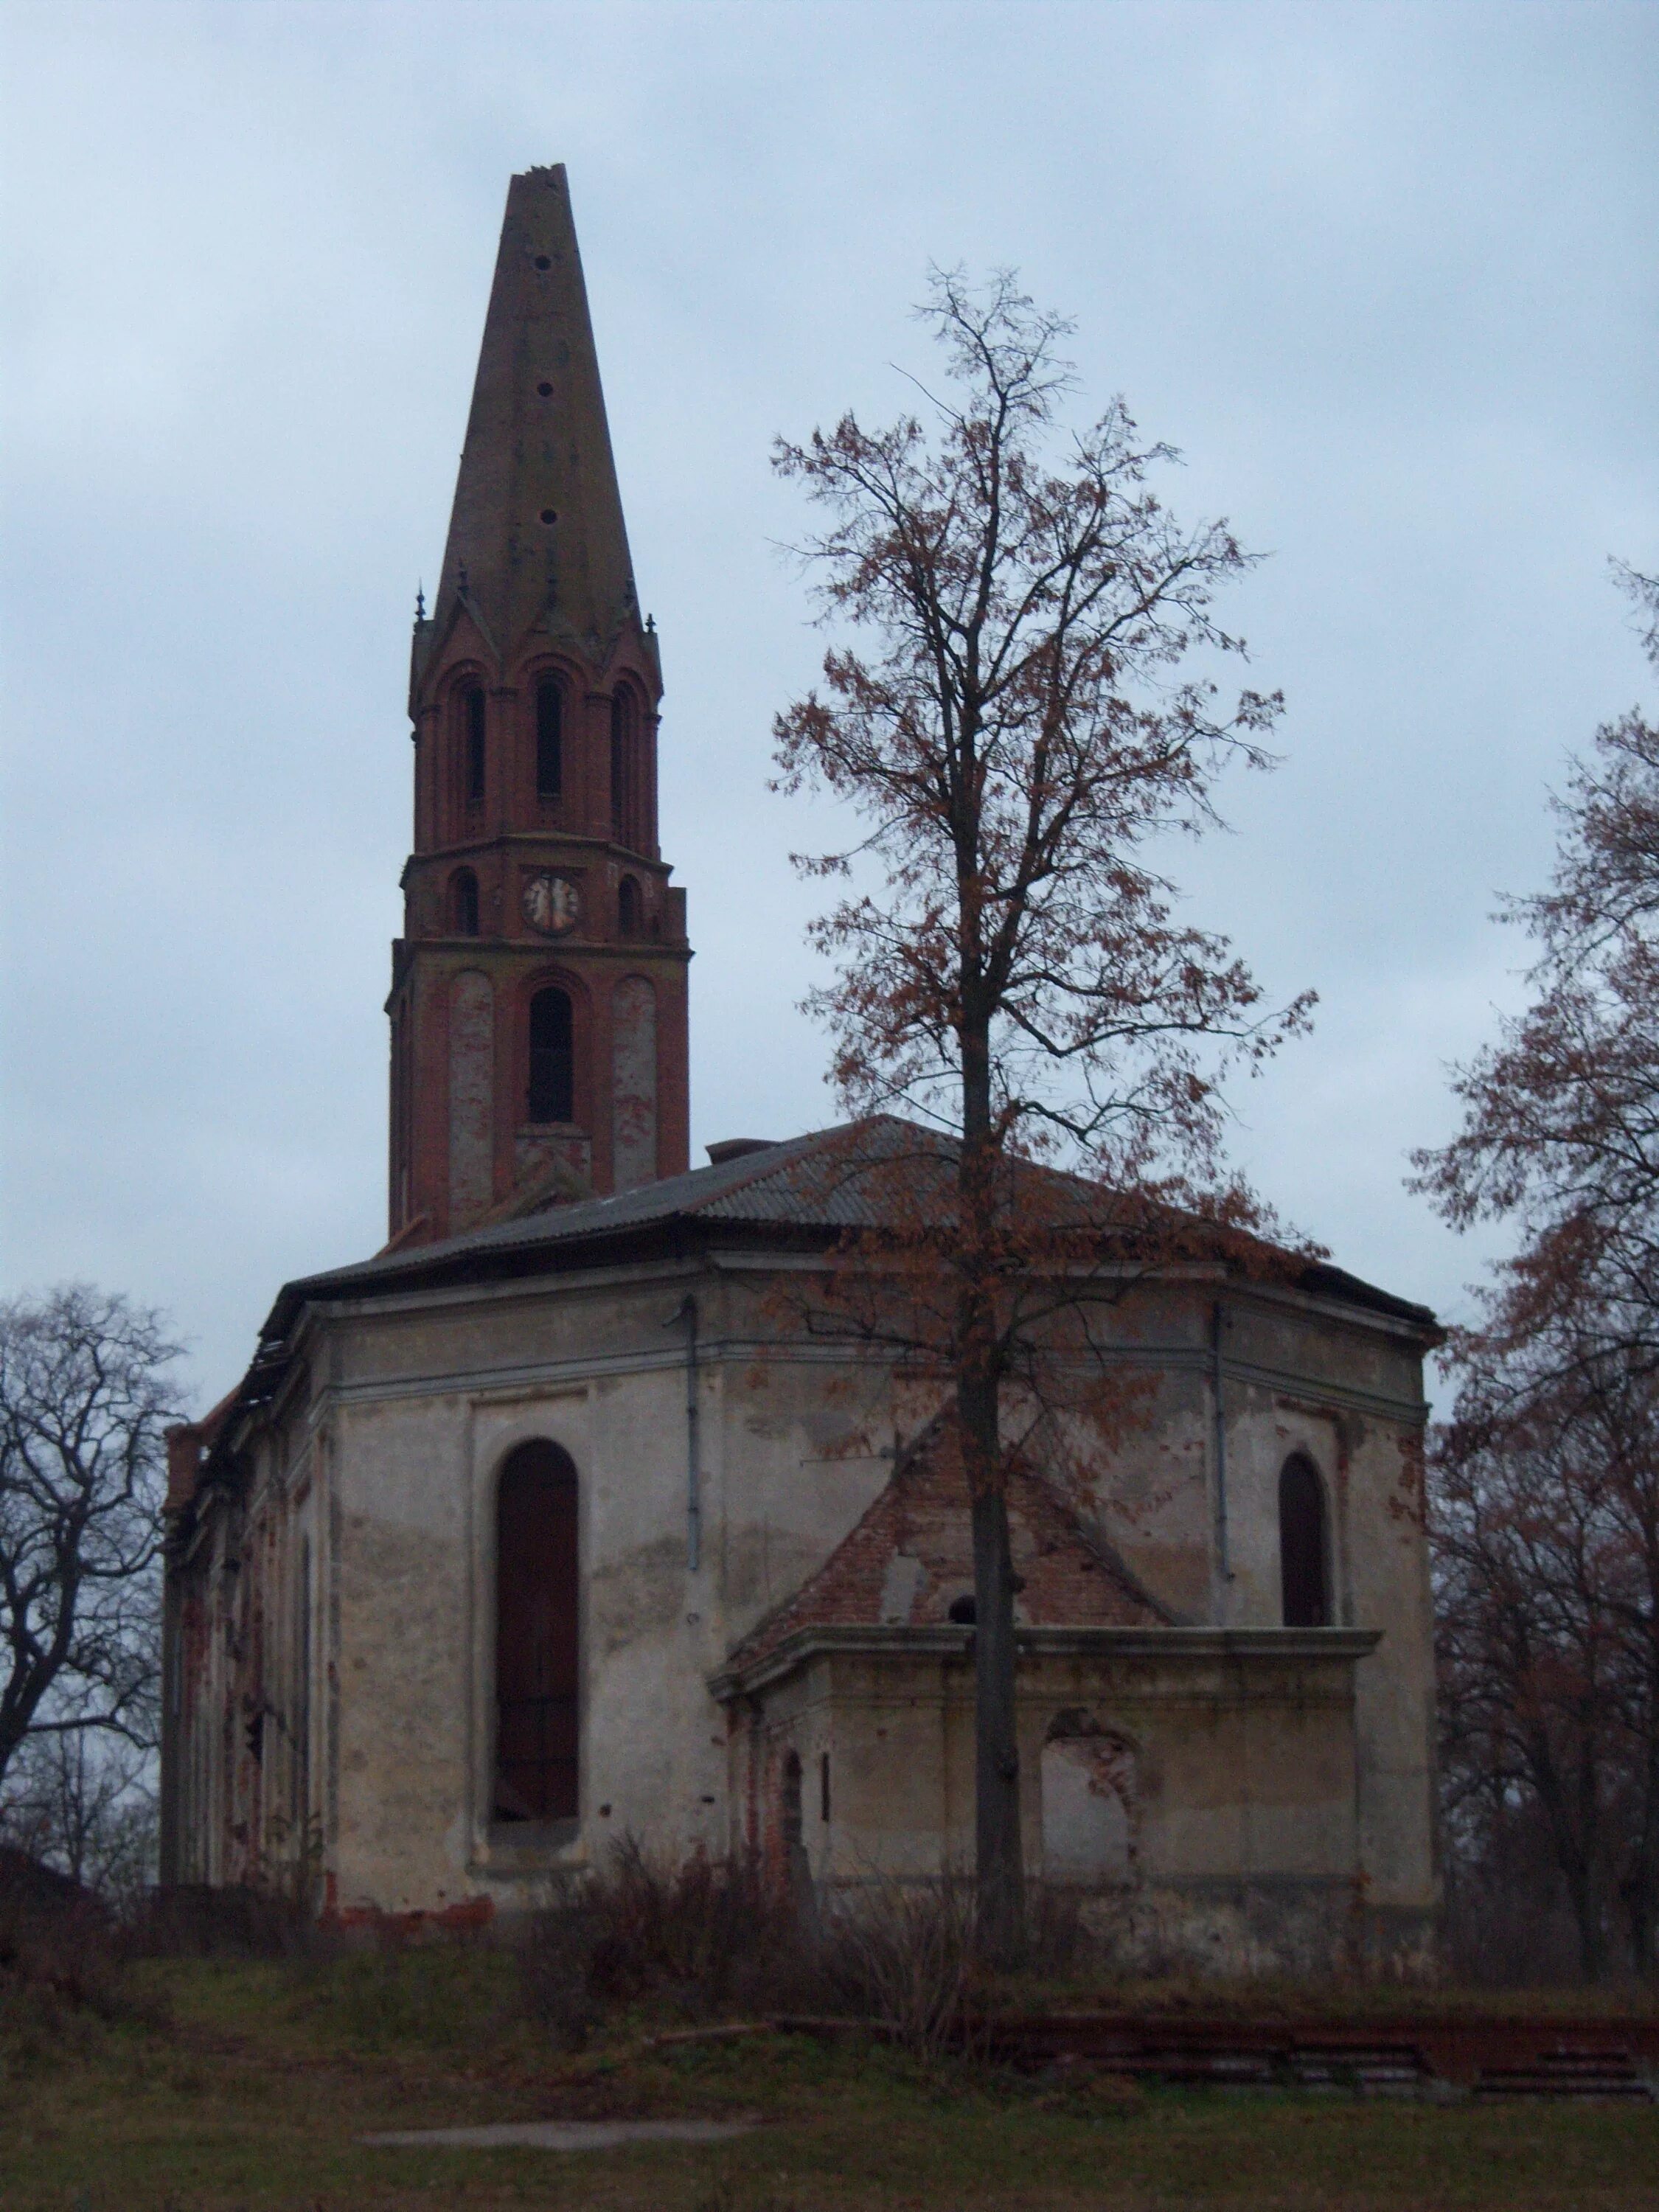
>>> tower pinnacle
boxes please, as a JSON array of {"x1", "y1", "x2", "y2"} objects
[
  {"x1": 428, "y1": 164, "x2": 637, "y2": 672},
  {"x1": 387, "y1": 168, "x2": 690, "y2": 1247}
]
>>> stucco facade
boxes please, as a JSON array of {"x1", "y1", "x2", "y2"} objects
[
  {"x1": 161, "y1": 1145, "x2": 1439, "y2": 1971},
  {"x1": 159, "y1": 164, "x2": 1441, "y2": 1975}
]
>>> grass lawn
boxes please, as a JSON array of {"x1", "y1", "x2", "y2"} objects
[{"x1": 2, "y1": 1950, "x2": 1656, "y2": 2211}]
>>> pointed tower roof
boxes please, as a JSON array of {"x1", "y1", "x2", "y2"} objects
[{"x1": 431, "y1": 165, "x2": 638, "y2": 666}]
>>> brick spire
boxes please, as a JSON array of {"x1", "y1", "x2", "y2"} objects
[
  {"x1": 387, "y1": 167, "x2": 690, "y2": 1247},
  {"x1": 428, "y1": 164, "x2": 639, "y2": 668}
]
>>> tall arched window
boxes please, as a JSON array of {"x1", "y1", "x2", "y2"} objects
[
  {"x1": 781, "y1": 1750, "x2": 804, "y2": 1860},
  {"x1": 493, "y1": 1441, "x2": 578, "y2": 1823},
  {"x1": 527, "y1": 987, "x2": 574, "y2": 1123},
  {"x1": 451, "y1": 868, "x2": 479, "y2": 936},
  {"x1": 1279, "y1": 1454, "x2": 1329, "y2": 1628},
  {"x1": 610, "y1": 686, "x2": 638, "y2": 849},
  {"x1": 461, "y1": 683, "x2": 487, "y2": 807},
  {"x1": 535, "y1": 675, "x2": 563, "y2": 800},
  {"x1": 617, "y1": 875, "x2": 641, "y2": 938}
]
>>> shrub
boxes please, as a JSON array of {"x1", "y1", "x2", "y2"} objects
[
  {"x1": 0, "y1": 1846, "x2": 144, "y2": 2076},
  {"x1": 521, "y1": 1836, "x2": 811, "y2": 2045},
  {"x1": 519, "y1": 1842, "x2": 1029, "y2": 2060},
  {"x1": 128, "y1": 1882, "x2": 319, "y2": 1960},
  {"x1": 817, "y1": 1873, "x2": 977, "y2": 2061}
]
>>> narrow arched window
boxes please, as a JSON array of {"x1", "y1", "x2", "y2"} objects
[
  {"x1": 782, "y1": 1750, "x2": 803, "y2": 1858},
  {"x1": 617, "y1": 876, "x2": 641, "y2": 938},
  {"x1": 451, "y1": 868, "x2": 479, "y2": 936},
  {"x1": 527, "y1": 987, "x2": 574, "y2": 1123},
  {"x1": 535, "y1": 675, "x2": 563, "y2": 799},
  {"x1": 1279, "y1": 1454, "x2": 1329, "y2": 1627},
  {"x1": 493, "y1": 1440, "x2": 578, "y2": 1823},
  {"x1": 462, "y1": 684, "x2": 486, "y2": 806},
  {"x1": 610, "y1": 687, "x2": 636, "y2": 848}
]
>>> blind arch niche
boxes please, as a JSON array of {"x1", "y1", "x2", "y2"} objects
[{"x1": 493, "y1": 1441, "x2": 580, "y2": 1823}]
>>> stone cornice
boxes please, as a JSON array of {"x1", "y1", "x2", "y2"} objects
[{"x1": 709, "y1": 1623, "x2": 1384, "y2": 1703}]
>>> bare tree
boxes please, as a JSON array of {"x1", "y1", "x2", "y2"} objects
[
  {"x1": 0, "y1": 1728, "x2": 159, "y2": 1905},
  {"x1": 1413, "y1": 564, "x2": 1659, "y2": 1379},
  {"x1": 1417, "y1": 562, "x2": 1659, "y2": 1980},
  {"x1": 772, "y1": 271, "x2": 1311, "y2": 1955},
  {"x1": 0, "y1": 1286, "x2": 179, "y2": 1795},
  {"x1": 1432, "y1": 1332, "x2": 1659, "y2": 1978}
]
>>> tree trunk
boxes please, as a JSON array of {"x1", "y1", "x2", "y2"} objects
[
  {"x1": 1629, "y1": 1651, "x2": 1659, "y2": 1978},
  {"x1": 958, "y1": 991, "x2": 1023, "y2": 1963},
  {"x1": 967, "y1": 1385, "x2": 1023, "y2": 1964},
  {"x1": 1550, "y1": 1791, "x2": 1610, "y2": 1981},
  {"x1": 1567, "y1": 1861, "x2": 1610, "y2": 1981}
]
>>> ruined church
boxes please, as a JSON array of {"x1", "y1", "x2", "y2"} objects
[{"x1": 161, "y1": 166, "x2": 1440, "y2": 1973}]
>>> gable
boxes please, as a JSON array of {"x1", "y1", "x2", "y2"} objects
[{"x1": 728, "y1": 1415, "x2": 1170, "y2": 1674}]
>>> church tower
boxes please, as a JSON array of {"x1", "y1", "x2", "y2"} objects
[{"x1": 388, "y1": 166, "x2": 691, "y2": 1245}]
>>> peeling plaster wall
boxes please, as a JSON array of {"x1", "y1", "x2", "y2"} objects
[
  {"x1": 734, "y1": 1638, "x2": 1411, "y2": 1974},
  {"x1": 164, "y1": 1257, "x2": 1436, "y2": 1965},
  {"x1": 165, "y1": 1411, "x2": 321, "y2": 1896}
]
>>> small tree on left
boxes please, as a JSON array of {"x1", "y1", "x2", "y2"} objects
[{"x1": 0, "y1": 1286, "x2": 180, "y2": 1798}]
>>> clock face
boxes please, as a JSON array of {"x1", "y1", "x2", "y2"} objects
[{"x1": 522, "y1": 871, "x2": 580, "y2": 937}]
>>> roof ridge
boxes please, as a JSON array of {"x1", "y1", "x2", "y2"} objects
[{"x1": 680, "y1": 1121, "x2": 849, "y2": 1212}]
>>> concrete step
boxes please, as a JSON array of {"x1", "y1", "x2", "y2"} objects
[
  {"x1": 1475, "y1": 2051, "x2": 1652, "y2": 2102},
  {"x1": 1291, "y1": 2046, "x2": 1426, "y2": 2096}
]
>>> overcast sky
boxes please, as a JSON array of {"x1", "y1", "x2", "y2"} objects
[{"x1": 2, "y1": 0, "x2": 1655, "y2": 1406}]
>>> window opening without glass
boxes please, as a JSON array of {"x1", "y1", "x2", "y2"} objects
[
  {"x1": 1279, "y1": 1454, "x2": 1329, "y2": 1627},
  {"x1": 493, "y1": 1441, "x2": 579, "y2": 1823},
  {"x1": 527, "y1": 987, "x2": 574, "y2": 1123},
  {"x1": 535, "y1": 676, "x2": 563, "y2": 799}
]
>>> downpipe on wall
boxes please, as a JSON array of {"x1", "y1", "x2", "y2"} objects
[
  {"x1": 1212, "y1": 1298, "x2": 1234, "y2": 1610},
  {"x1": 666, "y1": 1293, "x2": 701, "y2": 1571}
]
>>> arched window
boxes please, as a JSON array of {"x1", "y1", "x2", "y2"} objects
[
  {"x1": 461, "y1": 683, "x2": 487, "y2": 807},
  {"x1": 617, "y1": 875, "x2": 641, "y2": 938},
  {"x1": 493, "y1": 1441, "x2": 578, "y2": 1823},
  {"x1": 535, "y1": 675, "x2": 563, "y2": 800},
  {"x1": 1279, "y1": 1454, "x2": 1329, "y2": 1627},
  {"x1": 527, "y1": 987, "x2": 574, "y2": 1124},
  {"x1": 610, "y1": 686, "x2": 637, "y2": 849},
  {"x1": 451, "y1": 868, "x2": 479, "y2": 936},
  {"x1": 781, "y1": 1750, "x2": 804, "y2": 1860}
]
